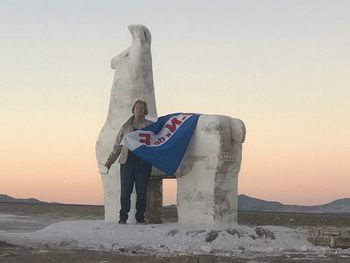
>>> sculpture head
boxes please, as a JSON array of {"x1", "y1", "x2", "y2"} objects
[
  {"x1": 111, "y1": 24, "x2": 152, "y2": 71},
  {"x1": 107, "y1": 24, "x2": 156, "y2": 118}
]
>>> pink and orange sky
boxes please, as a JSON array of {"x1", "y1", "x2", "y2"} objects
[{"x1": 1, "y1": 1, "x2": 349, "y2": 206}]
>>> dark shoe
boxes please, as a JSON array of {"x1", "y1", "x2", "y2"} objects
[
  {"x1": 118, "y1": 220, "x2": 126, "y2": 224},
  {"x1": 136, "y1": 220, "x2": 147, "y2": 225}
]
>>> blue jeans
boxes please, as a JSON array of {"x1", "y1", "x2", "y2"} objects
[{"x1": 119, "y1": 160, "x2": 152, "y2": 222}]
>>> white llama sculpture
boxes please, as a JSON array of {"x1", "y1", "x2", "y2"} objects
[{"x1": 96, "y1": 24, "x2": 246, "y2": 225}]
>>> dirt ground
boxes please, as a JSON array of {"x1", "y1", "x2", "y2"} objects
[
  {"x1": 2, "y1": 241, "x2": 350, "y2": 263},
  {"x1": 1, "y1": 203, "x2": 350, "y2": 263}
]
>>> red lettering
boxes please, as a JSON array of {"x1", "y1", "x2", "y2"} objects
[
  {"x1": 165, "y1": 117, "x2": 182, "y2": 132},
  {"x1": 166, "y1": 133, "x2": 172, "y2": 137},
  {"x1": 153, "y1": 137, "x2": 165, "y2": 145},
  {"x1": 139, "y1": 133, "x2": 151, "y2": 145}
]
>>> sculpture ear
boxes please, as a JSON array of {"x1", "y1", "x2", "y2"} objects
[
  {"x1": 143, "y1": 26, "x2": 152, "y2": 45},
  {"x1": 128, "y1": 24, "x2": 151, "y2": 45},
  {"x1": 128, "y1": 24, "x2": 136, "y2": 35}
]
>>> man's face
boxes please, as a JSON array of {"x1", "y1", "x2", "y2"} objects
[{"x1": 134, "y1": 103, "x2": 146, "y2": 117}]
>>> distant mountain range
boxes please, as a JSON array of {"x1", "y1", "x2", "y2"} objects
[
  {"x1": 1, "y1": 193, "x2": 350, "y2": 214},
  {"x1": 238, "y1": 194, "x2": 350, "y2": 214},
  {"x1": 0, "y1": 194, "x2": 47, "y2": 204}
]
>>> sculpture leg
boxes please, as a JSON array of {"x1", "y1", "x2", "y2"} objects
[
  {"x1": 101, "y1": 170, "x2": 120, "y2": 222},
  {"x1": 146, "y1": 175, "x2": 163, "y2": 223}
]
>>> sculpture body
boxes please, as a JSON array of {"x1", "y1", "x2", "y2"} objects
[{"x1": 96, "y1": 24, "x2": 245, "y2": 224}]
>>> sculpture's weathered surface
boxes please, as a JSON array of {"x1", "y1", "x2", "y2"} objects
[{"x1": 96, "y1": 24, "x2": 246, "y2": 224}]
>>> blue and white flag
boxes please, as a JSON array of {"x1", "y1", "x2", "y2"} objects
[{"x1": 121, "y1": 113, "x2": 200, "y2": 175}]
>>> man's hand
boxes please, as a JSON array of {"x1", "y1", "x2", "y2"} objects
[{"x1": 105, "y1": 160, "x2": 112, "y2": 170}]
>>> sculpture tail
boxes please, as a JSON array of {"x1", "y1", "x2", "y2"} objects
[{"x1": 231, "y1": 118, "x2": 246, "y2": 144}]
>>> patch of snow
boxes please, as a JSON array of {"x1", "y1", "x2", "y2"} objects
[{"x1": 0, "y1": 220, "x2": 321, "y2": 255}]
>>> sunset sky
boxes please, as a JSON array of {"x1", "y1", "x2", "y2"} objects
[{"x1": 1, "y1": 0, "x2": 349, "y2": 206}]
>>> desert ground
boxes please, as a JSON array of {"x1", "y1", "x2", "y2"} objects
[{"x1": 1, "y1": 203, "x2": 350, "y2": 262}]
